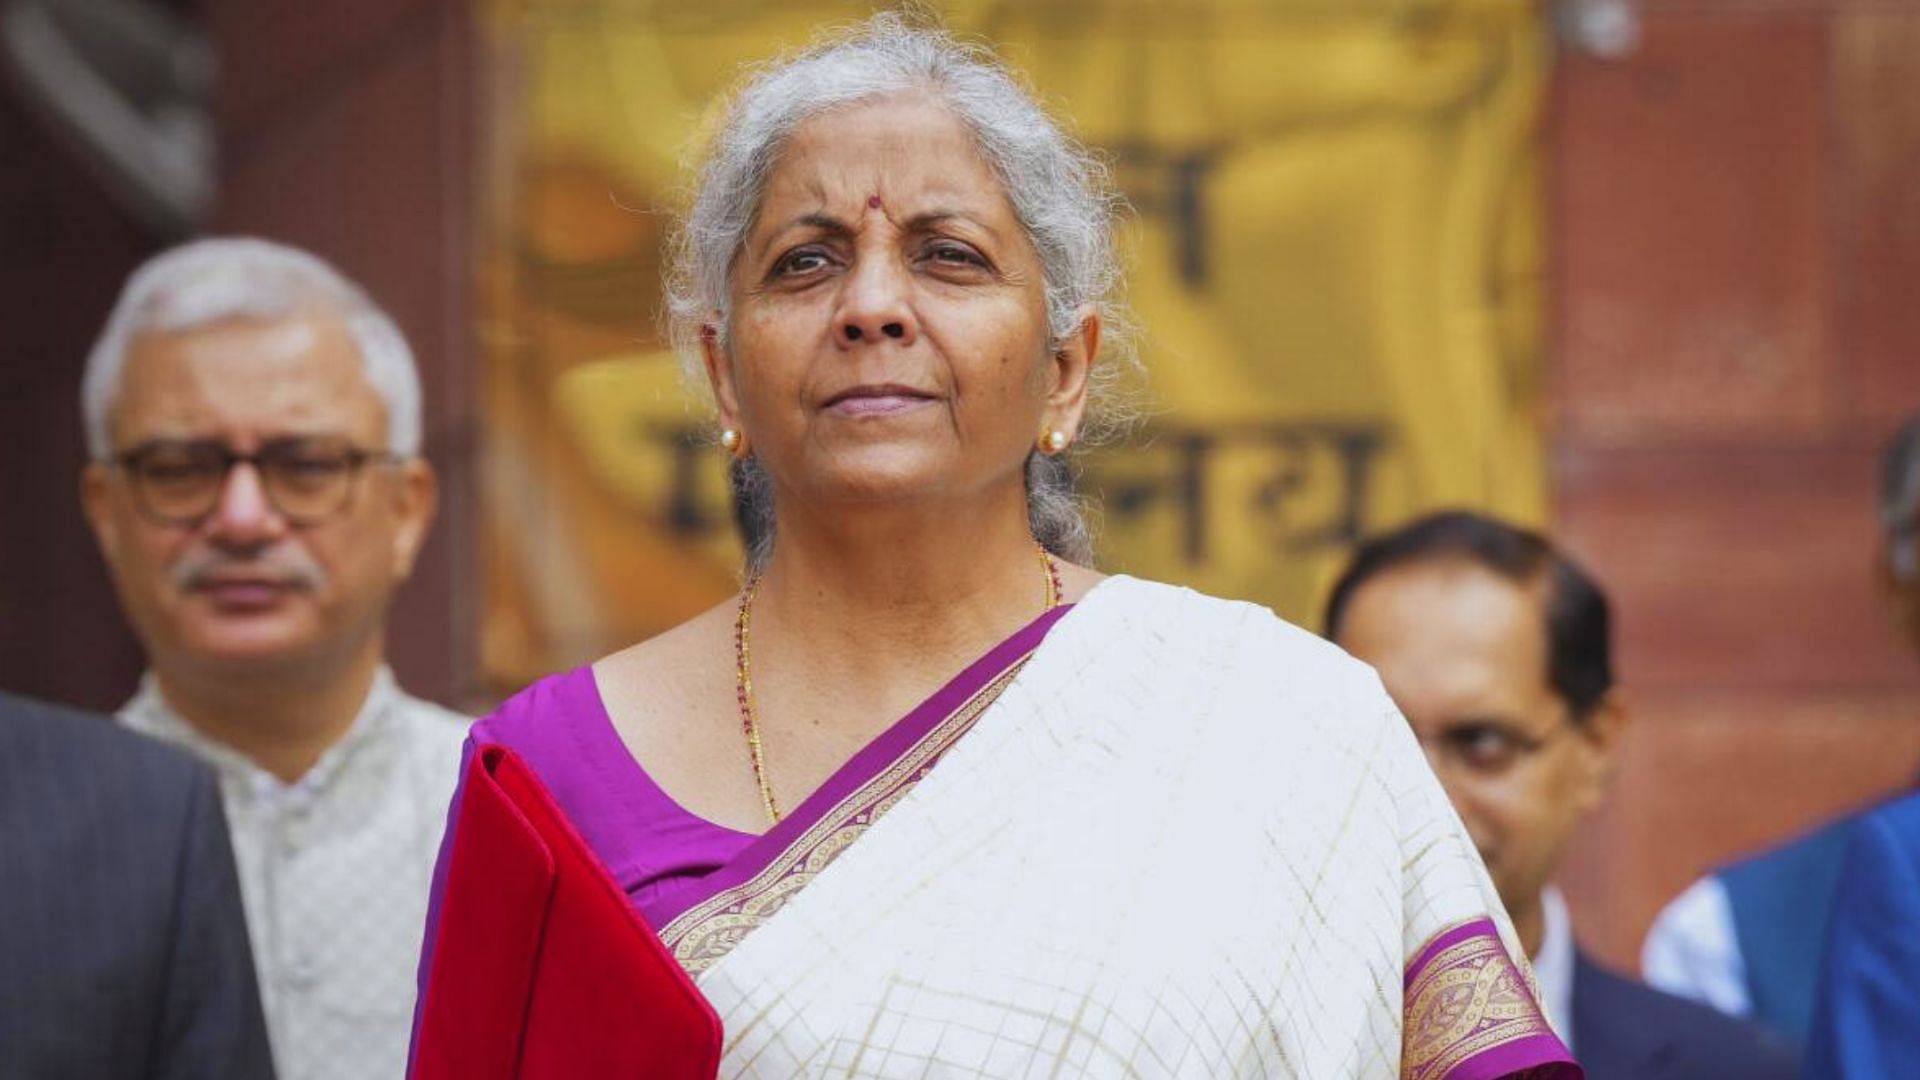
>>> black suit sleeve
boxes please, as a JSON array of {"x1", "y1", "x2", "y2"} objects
[{"x1": 152, "y1": 765, "x2": 277, "y2": 1080}]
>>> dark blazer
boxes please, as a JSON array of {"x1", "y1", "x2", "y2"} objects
[
  {"x1": 0, "y1": 692, "x2": 275, "y2": 1080},
  {"x1": 1572, "y1": 949, "x2": 1799, "y2": 1080}
]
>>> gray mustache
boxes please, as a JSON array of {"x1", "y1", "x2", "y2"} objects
[{"x1": 173, "y1": 547, "x2": 328, "y2": 592}]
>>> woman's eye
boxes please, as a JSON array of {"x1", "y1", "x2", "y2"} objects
[
  {"x1": 773, "y1": 248, "x2": 833, "y2": 276},
  {"x1": 923, "y1": 241, "x2": 986, "y2": 268}
]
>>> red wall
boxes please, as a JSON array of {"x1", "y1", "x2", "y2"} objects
[
  {"x1": 0, "y1": 87, "x2": 152, "y2": 711},
  {"x1": 202, "y1": 0, "x2": 481, "y2": 706},
  {"x1": 1552, "y1": 2, "x2": 1920, "y2": 970}
]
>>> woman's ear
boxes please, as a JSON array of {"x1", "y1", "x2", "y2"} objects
[
  {"x1": 1042, "y1": 307, "x2": 1101, "y2": 441},
  {"x1": 701, "y1": 320, "x2": 743, "y2": 430}
]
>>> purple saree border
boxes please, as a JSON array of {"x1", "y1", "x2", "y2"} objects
[
  {"x1": 1403, "y1": 917, "x2": 1583, "y2": 1080},
  {"x1": 646, "y1": 601, "x2": 1075, "y2": 932}
]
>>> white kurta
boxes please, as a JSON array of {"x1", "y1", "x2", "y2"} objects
[
  {"x1": 1641, "y1": 875, "x2": 1752, "y2": 1017},
  {"x1": 692, "y1": 576, "x2": 1550, "y2": 1078},
  {"x1": 1531, "y1": 886, "x2": 1577, "y2": 1051},
  {"x1": 121, "y1": 667, "x2": 469, "y2": 1080}
]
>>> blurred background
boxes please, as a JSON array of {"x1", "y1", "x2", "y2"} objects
[{"x1": 1, "y1": 0, "x2": 1916, "y2": 975}]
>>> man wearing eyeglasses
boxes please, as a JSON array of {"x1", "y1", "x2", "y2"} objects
[
  {"x1": 78, "y1": 238, "x2": 468, "y2": 1080},
  {"x1": 1324, "y1": 510, "x2": 1794, "y2": 1080}
]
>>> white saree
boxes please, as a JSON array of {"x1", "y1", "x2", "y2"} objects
[{"x1": 685, "y1": 576, "x2": 1571, "y2": 1078}]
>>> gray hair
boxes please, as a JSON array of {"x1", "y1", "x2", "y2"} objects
[
  {"x1": 81, "y1": 237, "x2": 423, "y2": 460},
  {"x1": 667, "y1": 13, "x2": 1131, "y2": 569},
  {"x1": 1885, "y1": 414, "x2": 1920, "y2": 582}
]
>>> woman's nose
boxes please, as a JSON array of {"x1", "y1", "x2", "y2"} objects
[
  {"x1": 835, "y1": 259, "x2": 918, "y2": 349},
  {"x1": 842, "y1": 321, "x2": 908, "y2": 342}
]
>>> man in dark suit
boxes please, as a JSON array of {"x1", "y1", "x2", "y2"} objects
[
  {"x1": 1327, "y1": 510, "x2": 1797, "y2": 1079},
  {"x1": 0, "y1": 691, "x2": 275, "y2": 1079}
]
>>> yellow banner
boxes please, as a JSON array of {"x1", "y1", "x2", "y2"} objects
[{"x1": 477, "y1": 0, "x2": 1548, "y2": 690}]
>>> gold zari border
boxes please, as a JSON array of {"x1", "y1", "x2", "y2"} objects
[
  {"x1": 1402, "y1": 922, "x2": 1557, "y2": 1080},
  {"x1": 660, "y1": 655, "x2": 1033, "y2": 973}
]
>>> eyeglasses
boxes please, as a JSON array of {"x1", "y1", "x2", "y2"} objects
[
  {"x1": 1413, "y1": 715, "x2": 1579, "y2": 780},
  {"x1": 112, "y1": 437, "x2": 399, "y2": 526}
]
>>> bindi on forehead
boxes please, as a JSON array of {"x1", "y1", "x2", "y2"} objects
[{"x1": 867, "y1": 194, "x2": 883, "y2": 210}]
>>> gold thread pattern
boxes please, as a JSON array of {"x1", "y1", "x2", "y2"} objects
[{"x1": 1402, "y1": 921, "x2": 1560, "y2": 1080}]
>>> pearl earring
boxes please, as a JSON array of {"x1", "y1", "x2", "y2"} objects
[
  {"x1": 1039, "y1": 429, "x2": 1070, "y2": 454},
  {"x1": 720, "y1": 428, "x2": 744, "y2": 455}
]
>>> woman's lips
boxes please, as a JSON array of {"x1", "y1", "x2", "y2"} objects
[{"x1": 824, "y1": 390, "x2": 937, "y2": 417}]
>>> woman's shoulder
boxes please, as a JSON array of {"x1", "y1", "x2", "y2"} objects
[
  {"x1": 591, "y1": 601, "x2": 734, "y2": 719},
  {"x1": 478, "y1": 599, "x2": 736, "y2": 751},
  {"x1": 470, "y1": 664, "x2": 604, "y2": 751},
  {"x1": 1087, "y1": 574, "x2": 1388, "y2": 699}
]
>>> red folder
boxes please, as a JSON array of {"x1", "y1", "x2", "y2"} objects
[{"x1": 411, "y1": 744, "x2": 723, "y2": 1080}]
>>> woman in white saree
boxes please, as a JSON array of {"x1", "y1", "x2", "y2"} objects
[{"x1": 415, "y1": 13, "x2": 1580, "y2": 1079}]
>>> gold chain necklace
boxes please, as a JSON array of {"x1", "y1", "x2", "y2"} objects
[{"x1": 733, "y1": 543, "x2": 1062, "y2": 826}]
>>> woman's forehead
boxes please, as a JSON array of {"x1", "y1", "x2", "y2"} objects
[{"x1": 759, "y1": 96, "x2": 1011, "y2": 218}]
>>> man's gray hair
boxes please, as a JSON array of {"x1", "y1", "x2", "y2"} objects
[
  {"x1": 1884, "y1": 414, "x2": 1920, "y2": 582},
  {"x1": 665, "y1": 12, "x2": 1132, "y2": 569},
  {"x1": 81, "y1": 237, "x2": 423, "y2": 460}
]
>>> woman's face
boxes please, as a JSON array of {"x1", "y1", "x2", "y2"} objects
[{"x1": 705, "y1": 93, "x2": 1096, "y2": 517}]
